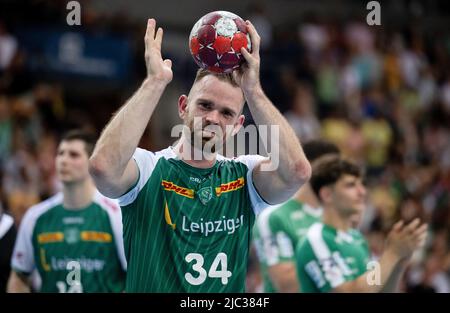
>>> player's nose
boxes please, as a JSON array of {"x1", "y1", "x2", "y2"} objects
[
  {"x1": 205, "y1": 109, "x2": 220, "y2": 125},
  {"x1": 358, "y1": 184, "x2": 367, "y2": 197}
]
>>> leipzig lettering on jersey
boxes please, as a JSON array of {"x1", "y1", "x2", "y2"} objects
[{"x1": 181, "y1": 214, "x2": 244, "y2": 237}]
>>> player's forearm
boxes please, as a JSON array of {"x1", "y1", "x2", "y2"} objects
[
  {"x1": 380, "y1": 259, "x2": 407, "y2": 293},
  {"x1": 245, "y1": 87, "x2": 311, "y2": 184},
  {"x1": 7, "y1": 272, "x2": 31, "y2": 293},
  {"x1": 269, "y1": 263, "x2": 300, "y2": 292},
  {"x1": 90, "y1": 78, "x2": 167, "y2": 176},
  {"x1": 335, "y1": 250, "x2": 402, "y2": 292}
]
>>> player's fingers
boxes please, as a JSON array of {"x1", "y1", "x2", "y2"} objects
[
  {"x1": 245, "y1": 20, "x2": 260, "y2": 55},
  {"x1": 391, "y1": 220, "x2": 404, "y2": 233},
  {"x1": 415, "y1": 232, "x2": 427, "y2": 248},
  {"x1": 163, "y1": 59, "x2": 172, "y2": 68},
  {"x1": 154, "y1": 27, "x2": 163, "y2": 51},
  {"x1": 404, "y1": 218, "x2": 421, "y2": 234},
  {"x1": 413, "y1": 223, "x2": 428, "y2": 237},
  {"x1": 232, "y1": 69, "x2": 239, "y2": 81},
  {"x1": 240, "y1": 47, "x2": 257, "y2": 66},
  {"x1": 145, "y1": 19, "x2": 156, "y2": 42}
]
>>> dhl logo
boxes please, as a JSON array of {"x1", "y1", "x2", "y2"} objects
[
  {"x1": 80, "y1": 231, "x2": 112, "y2": 243},
  {"x1": 162, "y1": 180, "x2": 194, "y2": 199},
  {"x1": 215, "y1": 177, "x2": 245, "y2": 196},
  {"x1": 38, "y1": 232, "x2": 64, "y2": 244}
]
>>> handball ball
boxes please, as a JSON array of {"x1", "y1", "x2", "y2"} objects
[{"x1": 189, "y1": 11, "x2": 251, "y2": 74}]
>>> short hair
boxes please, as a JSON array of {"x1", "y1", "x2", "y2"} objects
[
  {"x1": 303, "y1": 139, "x2": 340, "y2": 162},
  {"x1": 193, "y1": 68, "x2": 240, "y2": 88},
  {"x1": 310, "y1": 155, "x2": 363, "y2": 199},
  {"x1": 60, "y1": 129, "x2": 97, "y2": 157}
]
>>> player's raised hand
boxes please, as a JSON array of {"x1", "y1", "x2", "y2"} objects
[
  {"x1": 232, "y1": 20, "x2": 261, "y2": 97},
  {"x1": 385, "y1": 218, "x2": 428, "y2": 260},
  {"x1": 144, "y1": 18, "x2": 173, "y2": 83}
]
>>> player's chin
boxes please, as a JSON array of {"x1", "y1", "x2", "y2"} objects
[
  {"x1": 58, "y1": 173, "x2": 77, "y2": 184},
  {"x1": 352, "y1": 203, "x2": 366, "y2": 213}
]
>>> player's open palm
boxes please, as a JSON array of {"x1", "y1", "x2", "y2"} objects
[
  {"x1": 144, "y1": 19, "x2": 173, "y2": 83},
  {"x1": 386, "y1": 218, "x2": 428, "y2": 260}
]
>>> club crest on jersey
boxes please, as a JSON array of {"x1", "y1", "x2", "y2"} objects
[
  {"x1": 197, "y1": 187, "x2": 213, "y2": 205},
  {"x1": 64, "y1": 228, "x2": 80, "y2": 244}
]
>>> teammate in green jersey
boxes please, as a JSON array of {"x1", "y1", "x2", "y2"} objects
[
  {"x1": 8, "y1": 130, "x2": 126, "y2": 292},
  {"x1": 296, "y1": 155, "x2": 428, "y2": 292},
  {"x1": 89, "y1": 18, "x2": 311, "y2": 292},
  {"x1": 253, "y1": 140, "x2": 339, "y2": 292}
]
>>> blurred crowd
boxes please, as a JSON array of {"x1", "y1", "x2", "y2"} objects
[{"x1": 0, "y1": 0, "x2": 449, "y2": 292}]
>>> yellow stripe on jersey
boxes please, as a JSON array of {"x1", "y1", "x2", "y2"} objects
[
  {"x1": 80, "y1": 231, "x2": 112, "y2": 243},
  {"x1": 38, "y1": 232, "x2": 64, "y2": 243},
  {"x1": 40, "y1": 248, "x2": 51, "y2": 272},
  {"x1": 164, "y1": 201, "x2": 176, "y2": 230}
]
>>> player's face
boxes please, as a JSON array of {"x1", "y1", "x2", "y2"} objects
[
  {"x1": 179, "y1": 75, "x2": 245, "y2": 151},
  {"x1": 55, "y1": 139, "x2": 90, "y2": 184},
  {"x1": 330, "y1": 174, "x2": 367, "y2": 217}
]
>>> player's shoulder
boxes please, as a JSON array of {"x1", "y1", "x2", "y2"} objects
[
  {"x1": 255, "y1": 204, "x2": 281, "y2": 233},
  {"x1": 218, "y1": 154, "x2": 267, "y2": 168},
  {"x1": 348, "y1": 228, "x2": 368, "y2": 246},
  {"x1": 21, "y1": 193, "x2": 64, "y2": 227},
  {"x1": 135, "y1": 146, "x2": 177, "y2": 161},
  {"x1": 304, "y1": 222, "x2": 331, "y2": 246},
  {"x1": 93, "y1": 191, "x2": 121, "y2": 215}
]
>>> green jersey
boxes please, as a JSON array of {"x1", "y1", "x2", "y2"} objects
[
  {"x1": 11, "y1": 192, "x2": 126, "y2": 292},
  {"x1": 253, "y1": 199, "x2": 321, "y2": 292},
  {"x1": 118, "y1": 147, "x2": 269, "y2": 292},
  {"x1": 296, "y1": 222, "x2": 370, "y2": 292}
]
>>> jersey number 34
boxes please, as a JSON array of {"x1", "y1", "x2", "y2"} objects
[{"x1": 185, "y1": 252, "x2": 232, "y2": 285}]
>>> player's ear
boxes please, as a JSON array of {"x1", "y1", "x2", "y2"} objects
[
  {"x1": 319, "y1": 186, "x2": 332, "y2": 205},
  {"x1": 178, "y1": 95, "x2": 188, "y2": 118},
  {"x1": 231, "y1": 114, "x2": 245, "y2": 136}
]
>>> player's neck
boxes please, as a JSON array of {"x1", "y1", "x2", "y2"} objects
[
  {"x1": 322, "y1": 207, "x2": 353, "y2": 231},
  {"x1": 293, "y1": 184, "x2": 320, "y2": 209},
  {"x1": 173, "y1": 137, "x2": 217, "y2": 169},
  {"x1": 62, "y1": 178, "x2": 96, "y2": 210}
]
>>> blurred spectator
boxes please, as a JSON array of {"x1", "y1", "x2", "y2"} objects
[
  {"x1": 247, "y1": 3, "x2": 273, "y2": 51},
  {"x1": 0, "y1": 21, "x2": 17, "y2": 72},
  {"x1": 283, "y1": 82, "x2": 321, "y2": 142}
]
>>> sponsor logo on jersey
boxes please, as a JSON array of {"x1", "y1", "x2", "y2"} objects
[
  {"x1": 215, "y1": 177, "x2": 245, "y2": 196},
  {"x1": 305, "y1": 260, "x2": 326, "y2": 288},
  {"x1": 81, "y1": 231, "x2": 112, "y2": 243},
  {"x1": 162, "y1": 180, "x2": 194, "y2": 199},
  {"x1": 62, "y1": 217, "x2": 84, "y2": 225},
  {"x1": 189, "y1": 176, "x2": 202, "y2": 184},
  {"x1": 38, "y1": 232, "x2": 64, "y2": 244}
]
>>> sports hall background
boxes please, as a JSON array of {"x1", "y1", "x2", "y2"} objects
[{"x1": 0, "y1": 0, "x2": 449, "y2": 292}]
